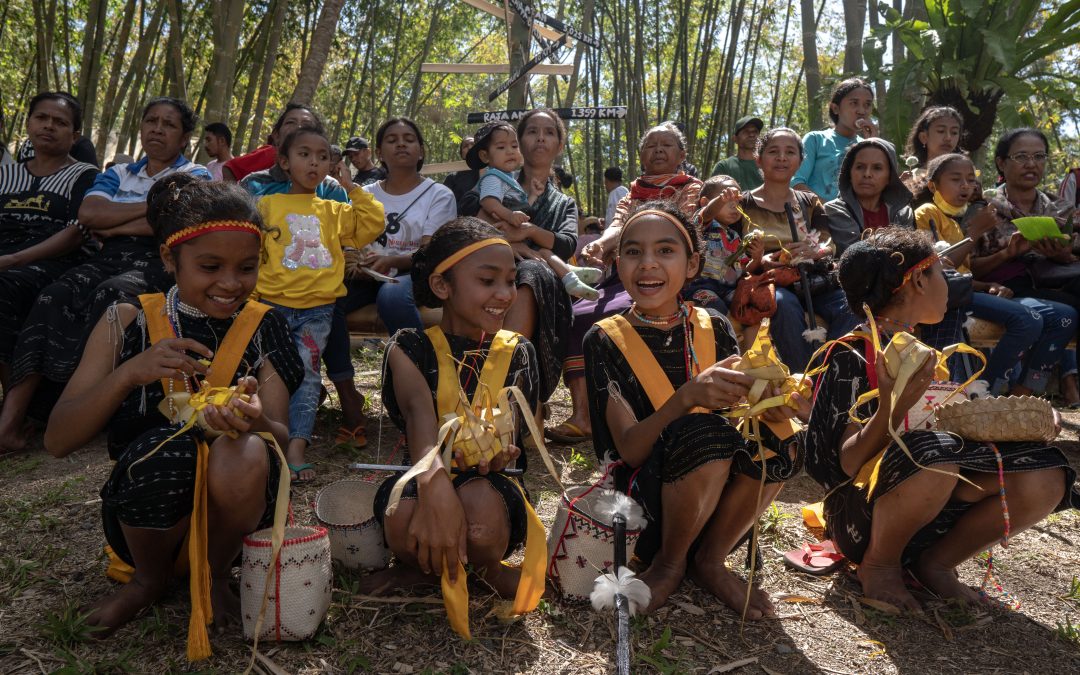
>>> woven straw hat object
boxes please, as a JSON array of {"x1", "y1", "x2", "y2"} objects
[{"x1": 315, "y1": 480, "x2": 390, "y2": 571}]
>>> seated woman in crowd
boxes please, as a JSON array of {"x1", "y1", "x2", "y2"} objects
[
  {"x1": 0, "y1": 93, "x2": 98, "y2": 417},
  {"x1": 44, "y1": 178, "x2": 303, "y2": 637},
  {"x1": 0, "y1": 97, "x2": 209, "y2": 451},
  {"x1": 460, "y1": 108, "x2": 579, "y2": 418},
  {"x1": 902, "y1": 105, "x2": 964, "y2": 185},
  {"x1": 584, "y1": 202, "x2": 803, "y2": 616},
  {"x1": 971, "y1": 128, "x2": 1080, "y2": 406},
  {"x1": 554, "y1": 122, "x2": 702, "y2": 443},
  {"x1": 824, "y1": 137, "x2": 914, "y2": 255},
  {"x1": 805, "y1": 228, "x2": 1078, "y2": 611},
  {"x1": 738, "y1": 127, "x2": 858, "y2": 370},
  {"x1": 913, "y1": 153, "x2": 1077, "y2": 395},
  {"x1": 365, "y1": 218, "x2": 540, "y2": 600}
]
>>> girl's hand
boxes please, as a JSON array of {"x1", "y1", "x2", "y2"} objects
[
  {"x1": 337, "y1": 162, "x2": 356, "y2": 191},
  {"x1": 1006, "y1": 231, "x2": 1031, "y2": 258},
  {"x1": 987, "y1": 283, "x2": 1013, "y2": 298},
  {"x1": 746, "y1": 237, "x2": 765, "y2": 265},
  {"x1": 784, "y1": 239, "x2": 815, "y2": 263},
  {"x1": 510, "y1": 241, "x2": 541, "y2": 261},
  {"x1": 409, "y1": 470, "x2": 468, "y2": 580},
  {"x1": 454, "y1": 443, "x2": 521, "y2": 475},
  {"x1": 855, "y1": 117, "x2": 879, "y2": 137},
  {"x1": 966, "y1": 203, "x2": 998, "y2": 240},
  {"x1": 367, "y1": 254, "x2": 399, "y2": 275},
  {"x1": 760, "y1": 385, "x2": 812, "y2": 424},
  {"x1": 509, "y1": 211, "x2": 530, "y2": 227},
  {"x1": 580, "y1": 239, "x2": 608, "y2": 267},
  {"x1": 876, "y1": 352, "x2": 935, "y2": 426},
  {"x1": 201, "y1": 376, "x2": 263, "y2": 434},
  {"x1": 120, "y1": 337, "x2": 212, "y2": 388},
  {"x1": 681, "y1": 354, "x2": 753, "y2": 410},
  {"x1": 498, "y1": 221, "x2": 531, "y2": 243}
]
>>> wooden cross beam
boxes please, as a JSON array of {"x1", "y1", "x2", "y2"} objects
[
  {"x1": 457, "y1": 0, "x2": 572, "y2": 45},
  {"x1": 419, "y1": 63, "x2": 574, "y2": 75}
]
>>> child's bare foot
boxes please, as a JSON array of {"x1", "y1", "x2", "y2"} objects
[
  {"x1": 0, "y1": 420, "x2": 32, "y2": 454},
  {"x1": 857, "y1": 560, "x2": 922, "y2": 613},
  {"x1": 912, "y1": 559, "x2": 981, "y2": 604},
  {"x1": 210, "y1": 578, "x2": 242, "y2": 632},
  {"x1": 357, "y1": 565, "x2": 439, "y2": 596},
  {"x1": 638, "y1": 557, "x2": 686, "y2": 613},
  {"x1": 689, "y1": 559, "x2": 775, "y2": 620},
  {"x1": 84, "y1": 577, "x2": 166, "y2": 637}
]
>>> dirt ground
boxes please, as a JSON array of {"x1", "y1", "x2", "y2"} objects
[{"x1": 1, "y1": 358, "x2": 1078, "y2": 674}]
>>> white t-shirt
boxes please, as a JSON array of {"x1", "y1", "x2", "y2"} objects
[
  {"x1": 363, "y1": 178, "x2": 456, "y2": 256},
  {"x1": 605, "y1": 184, "x2": 629, "y2": 225}
]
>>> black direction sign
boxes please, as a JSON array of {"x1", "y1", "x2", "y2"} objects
[
  {"x1": 466, "y1": 106, "x2": 627, "y2": 124},
  {"x1": 508, "y1": 0, "x2": 599, "y2": 48},
  {"x1": 487, "y1": 35, "x2": 567, "y2": 102}
]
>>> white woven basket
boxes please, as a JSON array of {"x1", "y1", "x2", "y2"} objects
[
  {"x1": 241, "y1": 525, "x2": 332, "y2": 642},
  {"x1": 314, "y1": 480, "x2": 390, "y2": 571},
  {"x1": 935, "y1": 395, "x2": 1057, "y2": 442},
  {"x1": 547, "y1": 486, "x2": 641, "y2": 601}
]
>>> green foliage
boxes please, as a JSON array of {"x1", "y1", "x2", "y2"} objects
[{"x1": 37, "y1": 604, "x2": 105, "y2": 648}]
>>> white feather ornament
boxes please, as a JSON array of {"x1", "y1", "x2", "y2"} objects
[
  {"x1": 594, "y1": 490, "x2": 648, "y2": 530},
  {"x1": 590, "y1": 567, "x2": 651, "y2": 616}
]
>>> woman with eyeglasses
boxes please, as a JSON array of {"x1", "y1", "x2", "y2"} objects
[{"x1": 971, "y1": 128, "x2": 1080, "y2": 406}]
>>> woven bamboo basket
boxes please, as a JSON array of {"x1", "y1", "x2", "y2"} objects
[
  {"x1": 935, "y1": 395, "x2": 1057, "y2": 442},
  {"x1": 547, "y1": 486, "x2": 642, "y2": 601},
  {"x1": 241, "y1": 526, "x2": 332, "y2": 642},
  {"x1": 315, "y1": 480, "x2": 390, "y2": 571}
]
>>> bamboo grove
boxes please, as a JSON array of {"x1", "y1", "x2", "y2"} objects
[{"x1": 1, "y1": 0, "x2": 1079, "y2": 214}]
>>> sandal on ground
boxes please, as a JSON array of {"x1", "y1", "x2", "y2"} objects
[
  {"x1": 544, "y1": 421, "x2": 591, "y2": 444},
  {"x1": 784, "y1": 540, "x2": 845, "y2": 576},
  {"x1": 289, "y1": 462, "x2": 316, "y2": 484},
  {"x1": 335, "y1": 424, "x2": 368, "y2": 448}
]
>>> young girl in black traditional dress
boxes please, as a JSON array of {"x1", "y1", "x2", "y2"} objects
[
  {"x1": 805, "y1": 228, "x2": 1079, "y2": 612},
  {"x1": 583, "y1": 201, "x2": 805, "y2": 618},
  {"x1": 44, "y1": 177, "x2": 304, "y2": 646},
  {"x1": 364, "y1": 217, "x2": 541, "y2": 608}
]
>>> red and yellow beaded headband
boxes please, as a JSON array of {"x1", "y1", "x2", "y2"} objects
[
  {"x1": 893, "y1": 252, "x2": 939, "y2": 294},
  {"x1": 433, "y1": 238, "x2": 512, "y2": 275},
  {"x1": 164, "y1": 220, "x2": 263, "y2": 248},
  {"x1": 619, "y1": 208, "x2": 695, "y2": 251}
]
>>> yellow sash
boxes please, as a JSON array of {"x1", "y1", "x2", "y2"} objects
[
  {"x1": 595, "y1": 306, "x2": 717, "y2": 415},
  {"x1": 400, "y1": 326, "x2": 557, "y2": 639},
  {"x1": 134, "y1": 293, "x2": 275, "y2": 661}
]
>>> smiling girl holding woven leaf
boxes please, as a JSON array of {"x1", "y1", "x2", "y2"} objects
[
  {"x1": 364, "y1": 217, "x2": 549, "y2": 639},
  {"x1": 804, "y1": 228, "x2": 1079, "y2": 613},
  {"x1": 43, "y1": 176, "x2": 304, "y2": 657},
  {"x1": 583, "y1": 201, "x2": 807, "y2": 618}
]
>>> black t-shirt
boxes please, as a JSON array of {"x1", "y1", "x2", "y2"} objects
[{"x1": 353, "y1": 166, "x2": 387, "y2": 186}]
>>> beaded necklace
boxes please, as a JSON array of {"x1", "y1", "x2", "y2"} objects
[
  {"x1": 630, "y1": 298, "x2": 700, "y2": 381},
  {"x1": 874, "y1": 315, "x2": 915, "y2": 335}
]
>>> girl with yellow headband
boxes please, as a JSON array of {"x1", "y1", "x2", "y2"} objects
[
  {"x1": 806, "y1": 228, "x2": 1078, "y2": 613},
  {"x1": 44, "y1": 177, "x2": 305, "y2": 648},
  {"x1": 361, "y1": 217, "x2": 542, "y2": 607},
  {"x1": 583, "y1": 201, "x2": 804, "y2": 618}
]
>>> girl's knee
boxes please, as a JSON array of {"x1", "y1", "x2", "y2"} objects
[
  {"x1": 1008, "y1": 467, "x2": 1066, "y2": 507},
  {"x1": 208, "y1": 435, "x2": 268, "y2": 491},
  {"x1": 457, "y1": 480, "x2": 510, "y2": 556}
]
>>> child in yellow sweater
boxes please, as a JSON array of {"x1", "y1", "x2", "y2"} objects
[{"x1": 256, "y1": 128, "x2": 384, "y2": 481}]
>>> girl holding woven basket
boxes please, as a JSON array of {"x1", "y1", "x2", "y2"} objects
[
  {"x1": 804, "y1": 228, "x2": 1079, "y2": 613},
  {"x1": 583, "y1": 201, "x2": 806, "y2": 618},
  {"x1": 364, "y1": 217, "x2": 542, "y2": 615},
  {"x1": 43, "y1": 176, "x2": 304, "y2": 652}
]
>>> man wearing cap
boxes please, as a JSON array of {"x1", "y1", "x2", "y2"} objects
[
  {"x1": 344, "y1": 136, "x2": 385, "y2": 185},
  {"x1": 710, "y1": 115, "x2": 764, "y2": 190}
]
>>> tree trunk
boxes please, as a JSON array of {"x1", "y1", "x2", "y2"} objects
[
  {"x1": 867, "y1": 0, "x2": 886, "y2": 104},
  {"x1": 291, "y1": 0, "x2": 347, "y2": 105},
  {"x1": 93, "y1": 0, "x2": 138, "y2": 163},
  {"x1": 248, "y1": 0, "x2": 287, "y2": 151},
  {"x1": 164, "y1": 0, "x2": 188, "y2": 100},
  {"x1": 32, "y1": 0, "x2": 51, "y2": 90},
  {"x1": 563, "y1": 0, "x2": 596, "y2": 108},
  {"x1": 770, "y1": 0, "x2": 794, "y2": 126},
  {"x1": 507, "y1": 1, "x2": 532, "y2": 111},
  {"x1": 842, "y1": 0, "x2": 866, "y2": 74},
  {"x1": 405, "y1": 0, "x2": 444, "y2": 117},
  {"x1": 77, "y1": 0, "x2": 108, "y2": 135},
  {"x1": 800, "y1": 0, "x2": 823, "y2": 129},
  {"x1": 200, "y1": 0, "x2": 246, "y2": 158}
]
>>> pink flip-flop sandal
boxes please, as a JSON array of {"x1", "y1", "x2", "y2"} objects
[{"x1": 784, "y1": 540, "x2": 845, "y2": 576}]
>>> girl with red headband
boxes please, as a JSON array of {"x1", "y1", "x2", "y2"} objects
[
  {"x1": 806, "y1": 228, "x2": 1078, "y2": 613},
  {"x1": 44, "y1": 177, "x2": 305, "y2": 647}
]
